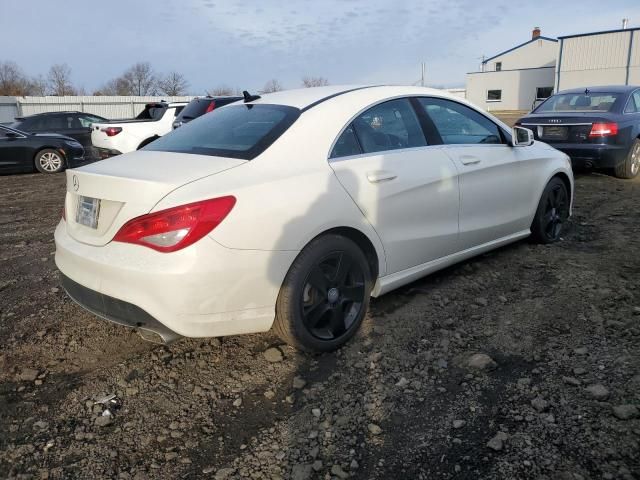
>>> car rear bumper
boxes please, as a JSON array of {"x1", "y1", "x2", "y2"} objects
[
  {"x1": 551, "y1": 143, "x2": 628, "y2": 169},
  {"x1": 54, "y1": 220, "x2": 297, "y2": 339}
]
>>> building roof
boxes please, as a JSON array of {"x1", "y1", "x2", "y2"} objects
[
  {"x1": 558, "y1": 26, "x2": 640, "y2": 39},
  {"x1": 483, "y1": 36, "x2": 558, "y2": 64}
]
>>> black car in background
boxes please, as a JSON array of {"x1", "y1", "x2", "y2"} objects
[
  {"x1": 516, "y1": 85, "x2": 640, "y2": 178},
  {"x1": 12, "y1": 111, "x2": 108, "y2": 151},
  {"x1": 172, "y1": 96, "x2": 242, "y2": 129},
  {"x1": 0, "y1": 125, "x2": 86, "y2": 174}
]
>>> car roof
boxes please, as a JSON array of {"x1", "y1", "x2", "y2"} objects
[
  {"x1": 558, "y1": 85, "x2": 639, "y2": 94},
  {"x1": 17, "y1": 111, "x2": 82, "y2": 118},
  {"x1": 246, "y1": 85, "x2": 467, "y2": 111}
]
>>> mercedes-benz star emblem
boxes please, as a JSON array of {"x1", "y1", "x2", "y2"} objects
[{"x1": 72, "y1": 175, "x2": 79, "y2": 191}]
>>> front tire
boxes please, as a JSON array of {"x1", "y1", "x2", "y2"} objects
[
  {"x1": 34, "y1": 149, "x2": 65, "y2": 174},
  {"x1": 614, "y1": 138, "x2": 640, "y2": 179},
  {"x1": 530, "y1": 177, "x2": 570, "y2": 244},
  {"x1": 274, "y1": 234, "x2": 372, "y2": 352}
]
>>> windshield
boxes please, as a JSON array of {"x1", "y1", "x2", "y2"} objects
[
  {"x1": 145, "y1": 104, "x2": 300, "y2": 160},
  {"x1": 535, "y1": 93, "x2": 621, "y2": 113}
]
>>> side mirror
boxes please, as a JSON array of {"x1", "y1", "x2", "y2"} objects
[
  {"x1": 5, "y1": 131, "x2": 19, "y2": 139},
  {"x1": 512, "y1": 126, "x2": 534, "y2": 147}
]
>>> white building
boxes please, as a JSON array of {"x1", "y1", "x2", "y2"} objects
[
  {"x1": 466, "y1": 28, "x2": 558, "y2": 112},
  {"x1": 556, "y1": 27, "x2": 640, "y2": 90}
]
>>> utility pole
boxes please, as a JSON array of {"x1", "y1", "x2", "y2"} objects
[{"x1": 421, "y1": 62, "x2": 425, "y2": 87}]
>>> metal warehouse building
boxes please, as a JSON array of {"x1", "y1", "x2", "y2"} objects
[
  {"x1": 466, "y1": 24, "x2": 640, "y2": 112},
  {"x1": 556, "y1": 27, "x2": 640, "y2": 91}
]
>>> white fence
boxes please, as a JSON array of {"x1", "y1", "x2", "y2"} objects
[{"x1": 0, "y1": 96, "x2": 195, "y2": 123}]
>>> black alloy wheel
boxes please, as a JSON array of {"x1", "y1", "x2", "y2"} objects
[
  {"x1": 273, "y1": 234, "x2": 372, "y2": 352},
  {"x1": 531, "y1": 177, "x2": 570, "y2": 244},
  {"x1": 301, "y1": 251, "x2": 365, "y2": 341}
]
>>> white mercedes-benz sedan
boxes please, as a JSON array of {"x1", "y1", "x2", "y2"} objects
[{"x1": 55, "y1": 85, "x2": 573, "y2": 351}]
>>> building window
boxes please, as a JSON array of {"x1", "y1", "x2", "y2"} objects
[
  {"x1": 487, "y1": 90, "x2": 502, "y2": 102},
  {"x1": 495, "y1": 62, "x2": 502, "y2": 72},
  {"x1": 536, "y1": 87, "x2": 553, "y2": 100}
]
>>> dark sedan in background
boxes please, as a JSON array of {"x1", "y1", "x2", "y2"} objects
[
  {"x1": 0, "y1": 125, "x2": 86, "y2": 174},
  {"x1": 516, "y1": 85, "x2": 640, "y2": 179},
  {"x1": 12, "y1": 111, "x2": 107, "y2": 160}
]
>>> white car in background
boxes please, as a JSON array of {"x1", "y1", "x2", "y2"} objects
[
  {"x1": 55, "y1": 85, "x2": 573, "y2": 352},
  {"x1": 90, "y1": 101, "x2": 187, "y2": 158}
]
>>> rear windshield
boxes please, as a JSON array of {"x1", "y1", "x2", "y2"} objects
[
  {"x1": 145, "y1": 104, "x2": 300, "y2": 160},
  {"x1": 136, "y1": 104, "x2": 167, "y2": 120},
  {"x1": 535, "y1": 93, "x2": 621, "y2": 113},
  {"x1": 177, "y1": 99, "x2": 215, "y2": 121}
]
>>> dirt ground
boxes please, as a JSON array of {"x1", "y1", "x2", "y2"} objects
[{"x1": 0, "y1": 169, "x2": 639, "y2": 480}]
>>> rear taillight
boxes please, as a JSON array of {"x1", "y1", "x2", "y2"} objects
[
  {"x1": 205, "y1": 100, "x2": 216, "y2": 113},
  {"x1": 589, "y1": 122, "x2": 618, "y2": 137},
  {"x1": 101, "y1": 127, "x2": 122, "y2": 137},
  {"x1": 113, "y1": 196, "x2": 236, "y2": 253}
]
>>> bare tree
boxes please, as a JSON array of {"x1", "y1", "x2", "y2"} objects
[
  {"x1": 158, "y1": 71, "x2": 189, "y2": 96},
  {"x1": 48, "y1": 63, "x2": 76, "y2": 96},
  {"x1": 28, "y1": 75, "x2": 48, "y2": 96},
  {"x1": 123, "y1": 62, "x2": 157, "y2": 96},
  {"x1": 207, "y1": 85, "x2": 235, "y2": 96},
  {"x1": 261, "y1": 79, "x2": 283, "y2": 94},
  {"x1": 302, "y1": 76, "x2": 329, "y2": 88},
  {"x1": 94, "y1": 77, "x2": 131, "y2": 96},
  {"x1": 0, "y1": 61, "x2": 32, "y2": 95}
]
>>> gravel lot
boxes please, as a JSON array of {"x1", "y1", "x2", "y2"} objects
[{"x1": 0, "y1": 170, "x2": 639, "y2": 480}]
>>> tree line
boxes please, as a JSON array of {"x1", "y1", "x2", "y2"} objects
[{"x1": 0, "y1": 60, "x2": 329, "y2": 97}]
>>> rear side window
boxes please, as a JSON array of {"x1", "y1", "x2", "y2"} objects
[
  {"x1": 351, "y1": 98, "x2": 426, "y2": 154},
  {"x1": 177, "y1": 99, "x2": 214, "y2": 121},
  {"x1": 330, "y1": 125, "x2": 362, "y2": 158},
  {"x1": 145, "y1": 104, "x2": 300, "y2": 160},
  {"x1": 136, "y1": 104, "x2": 167, "y2": 120},
  {"x1": 624, "y1": 91, "x2": 640, "y2": 113},
  {"x1": 419, "y1": 98, "x2": 502, "y2": 145}
]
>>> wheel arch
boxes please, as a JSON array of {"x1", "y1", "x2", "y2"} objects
[
  {"x1": 309, "y1": 226, "x2": 380, "y2": 282},
  {"x1": 551, "y1": 171, "x2": 572, "y2": 201},
  {"x1": 137, "y1": 136, "x2": 160, "y2": 150}
]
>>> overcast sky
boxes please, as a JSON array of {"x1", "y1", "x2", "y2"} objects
[{"x1": 1, "y1": 0, "x2": 637, "y2": 94}]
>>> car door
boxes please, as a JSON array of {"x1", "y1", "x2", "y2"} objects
[
  {"x1": 0, "y1": 127, "x2": 31, "y2": 172},
  {"x1": 329, "y1": 98, "x2": 460, "y2": 274},
  {"x1": 417, "y1": 97, "x2": 535, "y2": 249}
]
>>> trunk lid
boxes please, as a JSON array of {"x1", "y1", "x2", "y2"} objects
[
  {"x1": 520, "y1": 113, "x2": 617, "y2": 144},
  {"x1": 64, "y1": 150, "x2": 246, "y2": 246}
]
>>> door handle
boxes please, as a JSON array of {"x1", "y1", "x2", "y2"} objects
[
  {"x1": 460, "y1": 155, "x2": 481, "y2": 165},
  {"x1": 366, "y1": 170, "x2": 397, "y2": 183}
]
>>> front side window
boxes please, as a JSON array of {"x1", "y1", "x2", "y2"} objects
[
  {"x1": 535, "y1": 93, "x2": 621, "y2": 113},
  {"x1": 351, "y1": 98, "x2": 426, "y2": 154},
  {"x1": 419, "y1": 97, "x2": 503, "y2": 145},
  {"x1": 487, "y1": 90, "x2": 502, "y2": 101},
  {"x1": 536, "y1": 87, "x2": 553, "y2": 100},
  {"x1": 145, "y1": 104, "x2": 300, "y2": 160}
]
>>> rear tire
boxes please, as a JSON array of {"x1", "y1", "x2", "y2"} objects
[
  {"x1": 273, "y1": 234, "x2": 372, "y2": 352},
  {"x1": 614, "y1": 138, "x2": 640, "y2": 179},
  {"x1": 530, "y1": 177, "x2": 570, "y2": 244},
  {"x1": 34, "y1": 149, "x2": 65, "y2": 174}
]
